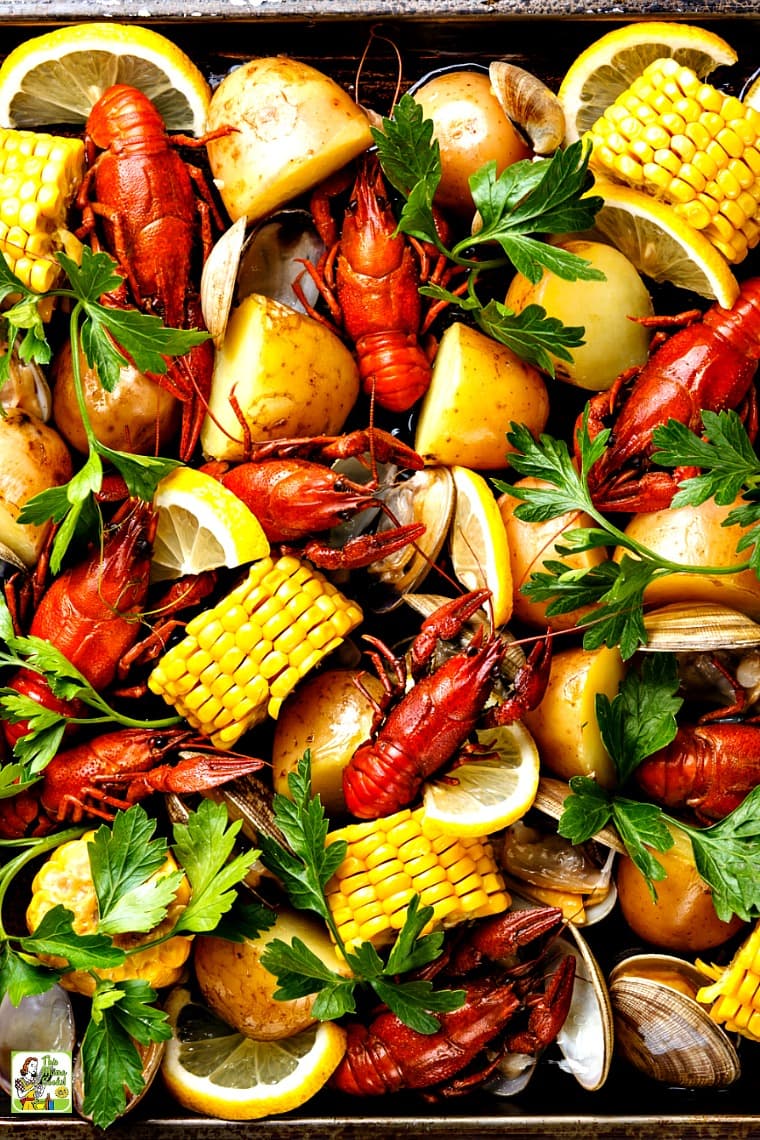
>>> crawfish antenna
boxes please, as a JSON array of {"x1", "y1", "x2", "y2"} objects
[{"x1": 355, "y1": 25, "x2": 403, "y2": 116}]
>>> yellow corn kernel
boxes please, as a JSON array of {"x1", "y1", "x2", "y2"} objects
[
  {"x1": 0, "y1": 128, "x2": 84, "y2": 293},
  {"x1": 27, "y1": 832, "x2": 191, "y2": 997},
  {"x1": 325, "y1": 807, "x2": 511, "y2": 952},
  {"x1": 148, "y1": 555, "x2": 362, "y2": 747},
  {"x1": 697, "y1": 921, "x2": 760, "y2": 1042}
]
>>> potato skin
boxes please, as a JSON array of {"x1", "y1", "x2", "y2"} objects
[
  {"x1": 206, "y1": 56, "x2": 373, "y2": 223},
  {"x1": 273, "y1": 668, "x2": 383, "y2": 814},
  {"x1": 616, "y1": 826, "x2": 746, "y2": 952},
  {"x1": 618, "y1": 495, "x2": 760, "y2": 618},
  {"x1": 0, "y1": 410, "x2": 73, "y2": 566},
  {"x1": 505, "y1": 240, "x2": 653, "y2": 390},
  {"x1": 200, "y1": 293, "x2": 360, "y2": 461},
  {"x1": 193, "y1": 908, "x2": 349, "y2": 1040},
  {"x1": 52, "y1": 341, "x2": 180, "y2": 455},
  {"x1": 498, "y1": 476, "x2": 607, "y2": 630},
  {"x1": 412, "y1": 70, "x2": 531, "y2": 214}
]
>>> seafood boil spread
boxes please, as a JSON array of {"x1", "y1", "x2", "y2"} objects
[{"x1": 4, "y1": 13, "x2": 760, "y2": 1130}]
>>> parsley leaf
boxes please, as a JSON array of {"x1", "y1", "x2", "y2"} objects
[
  {"x1": 23, "y1": 905, "x2": 125, "y2": 969},
  {"x1": 373, "y1": 96, "x2": 603, "y2": 375},
  {"x1": 171, "y1": 797, "x2": 257, "y2": 933},
  {"x1": 595, "y1": 653, "x2": 682, "y2": 784},
  {"x1": 81, "y1": 978, "x2": 171, "y2": 1129},
  {"x1": 259, "y1": 754, "x2": 465, "y2": 1030},
  {"x1": 0, "y1": 943, "x2": 62, "y2": 1005}
]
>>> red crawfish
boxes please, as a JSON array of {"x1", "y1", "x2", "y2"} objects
[
  {"x1": 205, "y1": 428, "x2": 426, "y2": 571},
  {"x1": 2, "y1": 499, "x2": 213, "y2": 750},
  {"x1": 579, "y1": 278, "x2": 760, "y2": 512},
  {"x1": 76, "y1": 83, "x2": 226, "y2": 460},
  {"x1": 300, "y1": 153, "x2": 452, "y2": 413},
  {"x1": 342, "y1": 589, "x2": 552, "y2": 820},
  {"x1": 0, "y1": 726, "x2": 264, "y2": 839},
  {"x1": 332, "y1": 905, "x2": 576, "y2": 1098},
  {"x1": 636, "y1": 720, "x2": 760, "y2": 822}
]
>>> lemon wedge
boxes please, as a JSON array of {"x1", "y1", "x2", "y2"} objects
[
  {"x1": 449, "y1": 465, "x2": 513, "y2": 629},
  {"x1": 161, "y1": 987, "x2": 347, "y2": 1121},
  {"x1": 0, "y1": 23, "x2": 211, "y2": 133},
  {"x1": 422, "y1": 722, "x2": 540, "y2": 838},
  {"x1": 151, "y1": 466, "x2": 269, "y2": 581},
  {"x1": 558, "y1": 22, "x2": 737, "y2": 144},
  {"x1": 590, "y1": 180, "x2": 740, "y2": 310}
]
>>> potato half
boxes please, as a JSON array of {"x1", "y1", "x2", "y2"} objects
[
  {"x1": 206, "y1": 56, "x2": 373, "y2": 223},
  {"x1": 414, "y1": 322, "x2": 549, "y2": 470},
  {"x1": 200, "y1": 293, "x2": 360, "y2": 460}
]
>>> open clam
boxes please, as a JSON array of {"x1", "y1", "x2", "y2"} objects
[
  {"x1": 369, "y1": 466, "x2": 455, "y2": 598},
  {"x1": 0, "y1": 986, "x2": 75, "y2": 1095},
  {"x1": 608, "y1": 952, "x2": 741, "y2": 1088},
  {"x1": 488, "y1": 61, "x2": 566, "y2": 155}
]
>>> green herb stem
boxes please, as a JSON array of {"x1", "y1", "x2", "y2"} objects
[{"x1": 0, "y1": 827, "x2": 87, "y2": 939}]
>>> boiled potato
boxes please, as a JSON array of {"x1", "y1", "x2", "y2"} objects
[
  {"x1": 193, "y1": 908, "x2": 350, "y2": 1040},
  {"x1": 0, "y1": 410, "x2": 73, "y2": 566},
  {"x1": 273, "y1": 668, "x2": 383, "y2": 815},
  {"x1": 617, "y1": 495, "x2": 760, "y2": 619},
  {"x1": 414, "y1": 322, "x2": 549, "y2": 470},
  {"x1": 498, "y1": 476, "x2": 608, "y2": 630},
  {"x1": 200, "y1": 293, "x2": 360, "y2": 461},
  {"x1": 505, "y1": 240, "x2": 653, "y2": 390},
  {"x1": 206, "y1": 56, "x2": 373, "y2": 223},
  {"x1": 411, "y1": 70, "x2": 532, "y2": 214},
  {"x1": 52, "y1": 342, "x2": 180, "y2": 455},
  {"x1": 616, "y1": 825, "x2": 746, "y2": 952},
  {"x1": 522, "y1": 644, "x2": 625, "y2": 788}
]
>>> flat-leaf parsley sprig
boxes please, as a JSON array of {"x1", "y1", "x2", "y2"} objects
[
  {"x1": 0, "y1": 247, "x2": 208, "y2": 574},
  {"x1": 258, "y1": 753, "x2": 465, "y2": 1034},
  {"x1": 558, "y1": 653, "x2": 760, "y2": 923},
  {"x1": 0, "y1": 799, "x2": 271, "y2": 1129},
  {"x1": 372, "y1": 94, "x2": 605, "y2": 374},
  {"x1": 495, "y1": 414, "x2": 757, "y2": 659}
]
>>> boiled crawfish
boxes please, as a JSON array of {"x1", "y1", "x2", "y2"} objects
[
  {"x1": 332, "y1": 905, "x2": 576, "y2": 1098},
  {"x1": 206, "y1": 428, "x2": 426, "y2": 570},
  {"x1": 76, "y1": 83, "x2": 224, "y2": 459},
  {"x1": 342, "y1": 590, "x2": 552, "y2": 819},
  {"x1": 580, "y1": 278, "x2": 760, "y2": 512},
  {"x1": 300, "y1": 154, "x2": 448, "y2": 413},
  {"x1": 2, "y1": 499, "x2": 211, "y2": 750},
  {"x1": 0, "y1": 726, "x2": 264, "y2": 839},
  {"x1": 636, "y1": 720, "x2": 760, "y2": 822}
]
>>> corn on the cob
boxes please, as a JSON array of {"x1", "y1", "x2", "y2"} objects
[
  {"x1": 696, "y1": 920, "x2": 760, "y2": 1042},
  {"x1": 148, "y1": 554, "x2": 363, "y2": 748},
  {"x1": 586, "y1": 57, "x2": 760, "y2": 264},
  {"x1": 325, "y1": 807, "x2": 511, "y2": 953},
  {"x1": 0, "y1": 128, "x2": 84, "y2": 292},
  {"x1": 27, "y1": 831, "x2": 192, "y2": 997}
]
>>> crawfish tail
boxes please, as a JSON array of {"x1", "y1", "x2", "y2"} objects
[{"x1": 356, "y1": 330, "x2": 432, "y2": 413}]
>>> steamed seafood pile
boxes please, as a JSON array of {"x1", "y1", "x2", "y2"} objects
[{"x1": 1, "y1": 15, "x2": 760, "y2": 1129}]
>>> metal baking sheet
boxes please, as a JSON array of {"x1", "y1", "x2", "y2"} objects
[{"x1": 1, "y1": 3, "x2": 760, "y2": 1136}]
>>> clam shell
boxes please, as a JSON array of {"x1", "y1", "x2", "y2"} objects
[
  {"x1": 533, "y1": 776, "x2": 627, "y2": 855},
  {"x1": 370, "y1": 467, "x2": 456, "y2": 597},
  {"x1": 235, "y1": 208, "x2": 325, "y2": 313},
  {"x1": 0, "y1": 346, "x2": 51, "y2": 421},
  {"x1": 200, "y1": 215, "x2": 247, "y2": 346},
  {"x1": 489, "y1": 60, "x2": 566, "y2": 155},
  {"x1": 641, "y1": 602, "x2": 760, "y2": 652},
  {"x1": 608, "y1": 953, "x2": 741, "y2": 1088},
  {"x1": 553, "y1": 925, "x2": 614, "y2": 1091},
  {"x1": 0, "y1": 986, "x2": 75, "y2": 1095}
]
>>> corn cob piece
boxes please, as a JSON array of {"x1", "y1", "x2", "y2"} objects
[
  {"x1": 325, "y1": 807, "x2": 511, "y2": 953},
  {"x1": 586, "y1": 57, "x2": 760, "y2": 264},
  {"x1": 148, "y1": 554, "x2": 363, "y2": 748},
  {"x1": 27, "y1": 830, "x2": 192, "y2": 997},
  {"x1": 0, "y1": 128, "x2": 85, "y2": 292},
  {"x1": 696, "y1": 920, "x2": 760, "y2": 1042}
]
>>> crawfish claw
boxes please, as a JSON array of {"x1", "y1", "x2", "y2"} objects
[
  {"x1": 504, "y1": 953, "x2": 577, "y2": 1056},
  {"x1": 100, "y1": 752, "x2": 265, "y2": 799},
  {"x1": 485, "y1": 631, "x2": 552, "y2": 726},
  {"x1": 448, "y1": 905, "x2": 564, "y2": 975},
  {"x1": 303, "y1": 522, "x2": 425, "y2": 571},
  {"x1": 410, "y1": 589, "x2": 492, "y2": 678}
]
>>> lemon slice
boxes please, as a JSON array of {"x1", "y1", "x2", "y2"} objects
[
  {"x1": 422, "y1": 722, "x2": 540, "y2": 838},
  {"x1": 162, "y1": 987, "x2": 347, "y2": 1121},
  {"x1": 449, "y1": 465, "x2": 513, "y2": 629},
  {"x1": 151, "y1": 466, "x2": 270, "y2": 581},
  {"x1": 558, "y1": 22, "x2": 738, "y2": 143},
  {"x1": 0, "y1": 23, "x2": 211, "y2": 133},
  {"x1": 590, "y1": 180, "x2": 740, "y2": 309}
]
